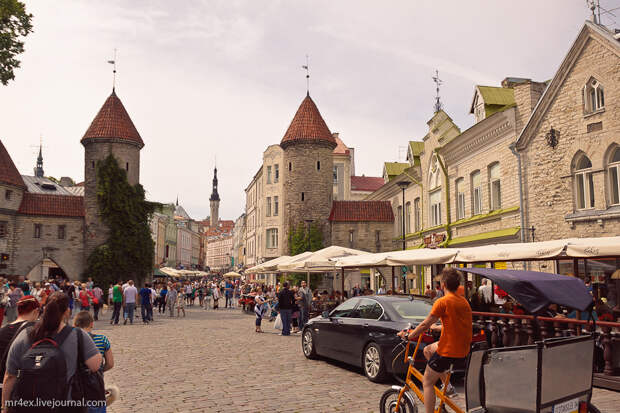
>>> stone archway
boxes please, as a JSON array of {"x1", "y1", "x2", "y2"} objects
[{"x1": 19, "y1": 247, "x2": 83, "y2": 282}]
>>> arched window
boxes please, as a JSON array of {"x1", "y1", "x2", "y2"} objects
[
  {"x1": 608, "y1": 147, "x2": 620, "y2": 205},
  {"x1": 428, "y1": 154, "x2": 441, "y2": 190},
  {"x1": 574, "y1": 154, "x2": 594, "y2": 210},
  {"x1": 429, "y1": 190, "x2": 442, "y2": 226},
  {"x1": 455, "y1": 178, "x2": 465, "y2": 219},
  {"x1": 583, "y1": 77, "x2": 605, "y2": 114},
  {"x1": 414, "y1": 198, "x2": 421, "y2": 232}
]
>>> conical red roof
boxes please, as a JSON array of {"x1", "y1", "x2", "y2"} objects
[
  {"x1": 0, "y1": 140, "x2": 26, "y2": 189},
  {"x1": 81, "y1": 90, "x2": 144, "y2": 147},
  {"x1": 280, "y1": 95, "x2": 336, "y2": 148}
]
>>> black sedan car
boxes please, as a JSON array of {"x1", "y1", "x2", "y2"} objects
[{"x1": 301, "y1": 295, "x2": 484, "y2": 382}]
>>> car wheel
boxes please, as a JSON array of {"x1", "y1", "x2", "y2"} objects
[
  {"x1": 302, "y1": 328, "x2": 317, "y2": 359},
  {"x1": 363, "y1": 342, "x2": 386, "y2": 382}
]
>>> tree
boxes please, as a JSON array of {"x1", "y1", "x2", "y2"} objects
[
  {"x1": 0, "y1": 0, "x2": 33, "y2": 85},
  {"x1": 85, "y1": 154, "x2": 159, "y2": 287},
  {"x1": 286, "y1": 221, "x2": 324, "y2": 289}
]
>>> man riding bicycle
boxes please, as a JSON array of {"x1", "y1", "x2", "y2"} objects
[{"x1": 398, "y1": 268, "x2": 472, "y2": 413}]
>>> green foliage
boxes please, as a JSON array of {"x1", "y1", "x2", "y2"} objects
[
  {"x1": 85, "y1": 154, "x2": 160, "y2": 287},
  {"x1": 0, "y1": 0, "x2": 33, "y2": 85},
  {"x1": 287, "y1": 221, "x2": 324, "y2": 289}
]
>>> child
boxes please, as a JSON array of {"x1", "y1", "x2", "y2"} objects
[
  {"x1": 176, "y1": 289, "x2": 186, "y2": 317},
  {"x1": 74, "y1": 311, "x2": 114, "y2": 413}
]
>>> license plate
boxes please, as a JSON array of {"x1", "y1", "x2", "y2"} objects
[{"x1": 552, "y1": 398, "x2": 579, "y2": 413}]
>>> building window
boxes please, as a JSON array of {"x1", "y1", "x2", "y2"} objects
[
  {"x1": 609, "y1": 147, "x2": 620, "y2": 205},
  {"x1": 430, "y1": 190, "x2": 442, "y2": 226},
  {"x1": 375, "y1": 230, "x2": 380, "y2": 245},
  {"x1": 414, "y1": 198, "x2": 421, "y2": 232},
  {"x1": 349, "y1": 230, "x2": 354, "y2": 248},
  {"x1": 455, "y1": 178, "x2": 465, "y2": 220},
  {"x1": 266, "y1": 197, "x2": 271, "y2": 216},
  {"x1": 288, "y1": 162, "x2": 292, "y2": 171},
  {"x1": 489, "y1": 163, "x2": 501, "y2": 211},
  {"x1": 266, "y1": 228, "x2": 278, "y2": 249},
  {"x1": 274, "y1": 196, "x2": 279, "y2": 216},
  {"x1": 5, "y1": 190, "x2": 12, "y2": 201},
  {"x1": 125, "y1": 162, "x2": 129, "y2": 171},
  {"x1": 57, "y1": 225, "x2": 66, "y2": 240},
  {"x1": 266, "y1": 166, "x2": 272, "y2": 184},
  {"x1": 397, "y1": 206, "x2": 403, "y2": 236},
  {"x1": 91, "y1": 160, "x2": 95, "y2": 169},
  {"x1": 583, "y1": 78, "x2": 604, "y2": 114},
  {"x1": 274, "y1": 164, "x2": 279, "y2": 183},
  {"x1": 0, "y1": 221, "x2": 7, "y2": 238},
  {"x1": 405, "y1": 202, "x2": 411, "y2": 234},
  {"x1": 165, "y1": 245, "x2": 169, "y2": 258},
  {"x1": 34, "y1": 224, "x2": 42, "y2": 239},
  {"x1": 301, "y1": 192, "x2": 305, "y2": 201},
  {"x1": 317, "y1": 160, "x2": 321, "y2": 171},
  {"x1": 471, "y1": 170, "x2": 482, "y2": 215},
  {"x1": 574, "y1": 154, "x2": 594, "y2": 210}
]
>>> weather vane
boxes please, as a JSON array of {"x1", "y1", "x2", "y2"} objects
[
  {"x1": 107, "y1": 48, "x2": 117, "y2": 91},
  {"x1": 432, "y1": 69, "x2": 443, "y2": 113},
  {"x1": 302, "y1": 55, "x2": 310, "y2": 95}
]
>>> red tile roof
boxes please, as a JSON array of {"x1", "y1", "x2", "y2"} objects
[
  {"x1": 351, "y1": 176, "x2": 384, "y2": 192},
  {"x1": 329, "y1": 201, "x2": 394, "y2": 222},
  {"x1": 0, "y1": 140, "x2": 26, "y2": 189},
  {"x1": 281, "y1": 95, "x2": 336, "y2": 148},
  {"x1": 332, "y1": 135, "x2": 350, "y2": 155},
  {"x1": 81, "y1": 90, "x2": 144, "y2": 147},
  {"x1": 18, "y1": 193, "x2": 85, "y2": 217}
]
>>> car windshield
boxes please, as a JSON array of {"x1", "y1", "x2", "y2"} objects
[{"x1": 390, "y1": 299, "x2": 432, "y2": 321}]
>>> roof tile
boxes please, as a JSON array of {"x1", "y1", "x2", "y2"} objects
[
  {"x1": 81, "y1": 90, "x2": 144, "y2": 147},
  {"x1": 329, "y1": 201, "x2": 394, "y2": 222},
  {"x1": 350, "y1": 176, "x2": 384, "y2": 192},
  {"x1": 0, "y1": 140, "x2": 26, "y2": 189},
  {"x1": 18, "y1": 193, "x2": 85, "y2": 217},
  {"x1": 281, "y1": 95, "x2": 336, "y2": 148}
]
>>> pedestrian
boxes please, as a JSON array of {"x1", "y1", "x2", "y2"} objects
[
  {"x1": 297, "y1": 280, "x2": 312, "y2": 328},
  {"x1": 5, "y1": 283, "x2": 24, "y2": 324},
  {"x1": 204, "y1": 284, "x2": 212, "y2": 310},
  {"x1": 2, "y1": 292, "x2": 102, "y2": 412},
  {"x1": 212, "y1": 283, "x2": 220, "y2": 310},
  {"x1": 78, "y1": 283, "x2": 92, "y2": 313},
  {"x1": 277, "y1": 282, "x2": 295, "y2": 336},
  {"x1": 225, "y1": 279, "x2": 233, "y2": 308},
  {"x1": 123, "y1": 280, "x2": 138, "y2": 325},
  {"x1": 166, "y1": 283, "x2": 177, "y2": 317},
  {"x1": 158, "y1": 283, "x2": 168, "y2": 313},
  {"x1": 139, "y1": 283, "x2": 153, "y2": 324},
  {"x1": 434, "y1": 281, "x2": 444, "y2": 299},
  {"x1": 176, "y1": 286, "x2": 186, "y2": 318},
  {"x1": 254, "y1": 287, "x2": 265, "y2": 333},
  {"x1": 61, "y1": 279, "x2": 75, "y2": 315},
  {"x1": 110, "y1": 281, "x2": 123, "y2": 325},
  {"x1": 92, "y1": 284, "x2": 103, "y2": 321}
]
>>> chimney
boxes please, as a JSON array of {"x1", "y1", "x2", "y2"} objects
[{"x1": 513, "y1": 80, "x2": 547, "y2": 133}]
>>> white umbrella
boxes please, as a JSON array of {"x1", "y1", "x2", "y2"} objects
[
  {"x1": 223, "y1": 271, "x2": 242, "y2": 278},
  {"x1": 246, "y1": 255, "x2": 292, "y2": 273},
  {"x1": 278, "y1": 246, "x2": 368, "y2": 272}
]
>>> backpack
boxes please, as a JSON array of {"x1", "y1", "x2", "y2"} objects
[{"x1": 11, "y1": 326, "x2": 73, "y2": 412}]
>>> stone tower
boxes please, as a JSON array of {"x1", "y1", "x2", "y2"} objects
[
  {"x1": 81, "y1": 89, "x2": 144, "y2": 262},
  {"x1": 34, "y1": 145, "x2": 44, "y2": 177},
  {"x1": 280, "y1": 94, "x2": 337, "y2": 253},
  {"x1": 209, "y1": 167, "x2": 220, "y2": 227}
]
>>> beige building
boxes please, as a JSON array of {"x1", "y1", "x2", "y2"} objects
[
  {"x1": 149, "y1": 212, "x2": 168, "y2": 267},
  {"x1": 206, "y1": 234, "x2": 233, "y2": 271}
]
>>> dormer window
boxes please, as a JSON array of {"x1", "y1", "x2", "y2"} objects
[{"x1": 583, "y1": 78, "x2": 604, "y2": 114}]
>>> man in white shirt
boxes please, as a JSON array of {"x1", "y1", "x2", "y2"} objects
[
  {"x1": 123, "y1": 280, "x2": 138, "y2": 325},
  {"x1": 478, "y1": 279, "x2": 493, "y2": 311}
]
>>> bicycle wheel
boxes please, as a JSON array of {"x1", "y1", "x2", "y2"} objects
[{"x1": 379, "y1": 388, "x2": 417, "y2": 413}]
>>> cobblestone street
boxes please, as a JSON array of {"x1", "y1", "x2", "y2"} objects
[{"x1": 95, "y1": 306, "x2": 619, "y2": 413}]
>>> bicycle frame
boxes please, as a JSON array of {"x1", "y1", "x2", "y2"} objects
[{"x1": 395, "y1": 334, "x2": 464, "y2": 413}]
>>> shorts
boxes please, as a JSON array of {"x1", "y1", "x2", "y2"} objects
[{"x1": 427, "y1": 352, "x2": 466, "y2": 373}]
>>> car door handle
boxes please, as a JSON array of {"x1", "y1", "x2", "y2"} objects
[{"x1": 363, "y1": 323, "x2": 369, "y2": 328}]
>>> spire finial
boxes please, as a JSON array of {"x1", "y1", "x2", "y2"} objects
[
  {"x1": 302, "y1": 55, "x2": 310, "y2": 95},
  {"x1": 176, "y1": 195, "x2": 178, "y2": 206},
  {"x1": 432, "y1": 69, "x2": 443, "y2": 113},
  {"x1": 34, "y1": 134, "x2": 44, "y2": 178},
  {"x1": 107, "y1": 48, "x2": 117, "y2": 91}
]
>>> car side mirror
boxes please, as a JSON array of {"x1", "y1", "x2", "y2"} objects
[{"x1": 322, "y1": 310, "x2": 330, "y2": 318}]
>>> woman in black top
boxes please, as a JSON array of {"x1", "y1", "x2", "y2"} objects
[{"x1": 0, "y1": 296, "x2": 40, "y2": 386}]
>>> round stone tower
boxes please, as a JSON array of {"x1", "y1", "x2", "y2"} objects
[
  {"x1": 280, "y1": 94, "x2": 337, "y2": 253},
  {"x1": 81, "y1": 89, "x2": 144, "y2": 262}
]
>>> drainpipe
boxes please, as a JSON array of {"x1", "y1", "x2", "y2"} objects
[{"x1": 509, "y1": 142, "x2": 527, "y2": 270}]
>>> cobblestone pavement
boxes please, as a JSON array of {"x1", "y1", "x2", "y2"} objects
[{"x1": 96, "y1": 306, "x2": 619, "y2": 413}]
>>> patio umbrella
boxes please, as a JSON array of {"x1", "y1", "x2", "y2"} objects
[{"x1": 223, "y1": 271, "x2": 242, "y2": 278}]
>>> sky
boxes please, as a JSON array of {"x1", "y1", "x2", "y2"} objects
[{"x1": 1, "y1": 0, "x2": 617, "y2": 221}]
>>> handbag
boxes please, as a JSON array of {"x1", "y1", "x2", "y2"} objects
[
  {"x1": 71, "y1": 329, "x2": 106, "y2": 403},
  {"x1": 274, "y1": 313, "x2": 283, "y2": 330}
]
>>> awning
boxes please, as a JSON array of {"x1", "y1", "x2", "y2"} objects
[
  {"x1": 447, "y1": 227, "x2": 520, "y2": 246},
  {"x1": 461, "y1": 268, "x2": 593, "y2": 313},
  {"x1": 335, "y1": 248, "x2": 458, "y2": 268},
  {"x1": 153, "y1": 268, "x2": 168, "y2": 278},
  {"x1": 454, "y1": 239, "x2": 568, "y2": 263},
  {"x1": 223, "y1": 271, "x2": 242, "y2": 278},
  {"x1": 159, "y1": 267, "x2": 180, "y2": 277},
  {"x1": 246, "y1": 255, "x2": 293, "y2": 274},
  {"x1": 566, "y1": 236, "x2": 620, "y2": 258},
  {"x1": 278, "y1": 246, "x2": 368, "y2": 272}
]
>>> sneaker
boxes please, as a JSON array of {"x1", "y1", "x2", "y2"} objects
[
  {"x1": 441, "y1": 383, "x2": 457, "y2": 398},
  {"x1": 124, "y1": 319, "x2": 128, "y2": 325}
]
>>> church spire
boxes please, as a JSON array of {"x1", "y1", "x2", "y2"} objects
[
  {"x1": 209, "y1": 166, "x2": 220, "y2": 228},
  {"x1": 34, "y1": 144, "x2": 44, "y2": 178},
  {"x1": 209, "y1": 167, "x2": 220, "y2": 202}
]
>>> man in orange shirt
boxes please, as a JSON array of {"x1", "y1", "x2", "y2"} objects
[{"x1": 399, "y1": 268, "x2": 472, "y2": 413}]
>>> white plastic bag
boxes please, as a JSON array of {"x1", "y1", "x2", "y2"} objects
[{"x1": 274, "y1": 313, "x2": 282, "y2": 330}]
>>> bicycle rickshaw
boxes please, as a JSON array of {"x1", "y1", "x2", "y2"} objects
[{"x1": 381, "y1": 268, "x2": 601, "y2": 413}]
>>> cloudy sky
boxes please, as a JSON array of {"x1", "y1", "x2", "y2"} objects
[{"x1": 1, "y1": 1, "x2": 615, "y2": 220}]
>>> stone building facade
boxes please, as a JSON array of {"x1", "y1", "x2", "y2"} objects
[{"x1": 0, "y1": 89, "x2": 144, "y2": 281}]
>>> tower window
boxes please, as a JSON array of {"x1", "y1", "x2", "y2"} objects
[
  {"x1": 91, "y1": 161, "x2": 95, "y2": 169},
  {"x1": 5, "y1": 190, "x2": 12, "y2": 201},
  {"x1": 301, "y1": 192, "x2": 305, "y2": 201},
  {"x1": 317, "y1": 161, "x2": 321, "y2": 171},
  {"x1": 57, "y1": 225, "x2": 66, "y2": 240},
  {"x1": 288, "y1": 162, "x2": 292, "y2": 171},
  {"x1": 34, "y1": 224, "x2": 42, "y2": 239},
  {"x1": 126, "y1": 162, "x2": 129, "y2": 171}
]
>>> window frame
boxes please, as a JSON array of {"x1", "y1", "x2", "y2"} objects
[
  {"x1": 574, "y1": 155, "x2": 595, "y2": 210},
  {"x1": 266, "y1": 166, "x2": 272, "y2": 184},
  {"x1": 356, "y1": 298, "x2": 385, "y2": 320},
  {"x1": 273, "y1": 196, "x2": 279, "y2": 216},
  {"x1": 34, "y1": 223, "x2": 42, "y2": 239},
  {"x1": 396, "y1": 205, "x2": 403, "y2": 236},
  {"x1": 429, "y1": 190, "x2": 442, "y2": 226},
  {"x1": 57, "y1": 225, "x2": 66, "y2": 240},
  {"x1": 455, "y1": 178, "x2": 465, "y2": 220},
  {"x1": 609, "y1": 149, "x2": 620, "y2": 205},
  {"x1": 0, "y1": 221, "x2": 7, "y2": 238},
  {"x1": 274, "y1": 164, "x2": 279, "y2": 183},
  {"x1": 5, "y1": 190, "x2": 12, "y2": 201},
  {"x1": 583, "y1": 78, "x2": 605, "y2": 114},
  {"x1": 266, "y1": 197, "x2": 271, "y2": 217},
  {"x1": 488, "y1": 163, "x2": 501, "y2": 211},
  {"x1": 414, "y1": 198, "x2": 421, "y2": 232},
  {"x1": 471, "y1": 170, "x2": 482, "y2": 215},
  {"x1": 266, "y1": 228, "x2": 278, "y2": 249},
  {"x1": 405, "y1": 201, "x2": 411, "y2": 234}
]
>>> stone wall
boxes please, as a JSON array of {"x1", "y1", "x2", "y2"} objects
[
  {"x1": 0, "y1": 185, "x2": 24, "y2": 276},
  {"x1": 520, "y1": 34, "x2": 620, "y2": 240},
  {"x1": 330, "y1": 221, "x2": 394, "y2": 253},
  {"x1": 282, "y1": 142, "x2": 334, "y2": 253}
]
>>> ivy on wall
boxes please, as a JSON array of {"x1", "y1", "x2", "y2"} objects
[
  {"x1": 283, "y1": 221, "x2": 324, "y2": 289},
  {"x1": 85, "y1": 154, "x2": 159, "y2": 286}
]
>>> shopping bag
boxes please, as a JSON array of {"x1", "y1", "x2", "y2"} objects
[{"x1": 274, "y1": 313, "x2": 283, "y2": 330}]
